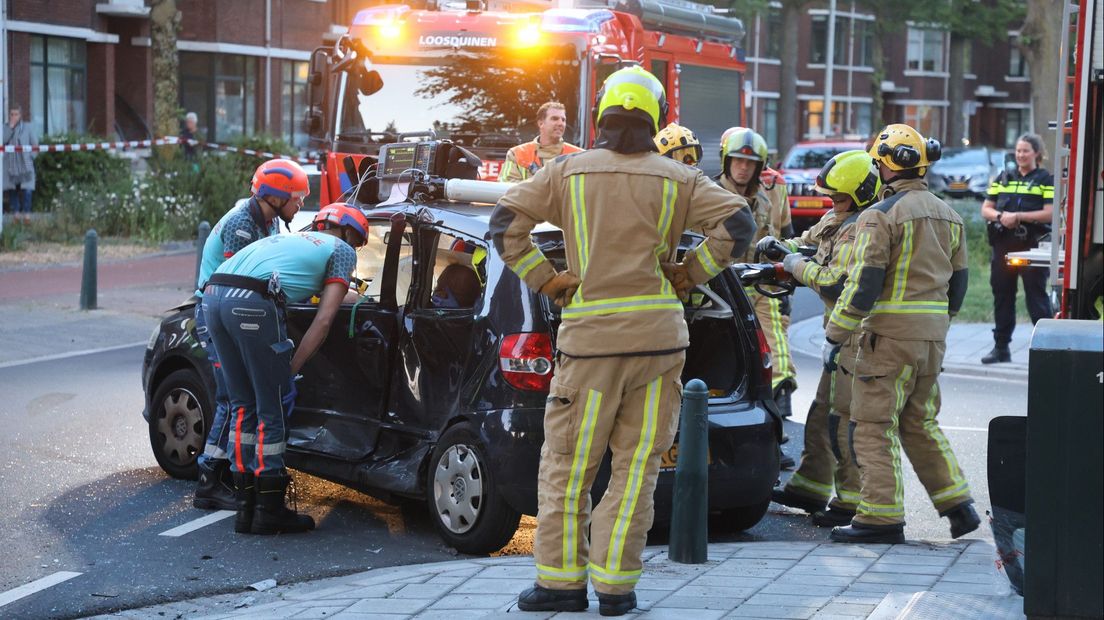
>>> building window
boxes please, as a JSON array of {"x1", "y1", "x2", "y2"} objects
[
  {"x1": 804, "y1": 100, "x2": 845, "y2": 137},
  {"x1": 1004, "y1": 108, "x2": 1030, "y2": 147},
  {"x1": 851, "y1": 102, "x2": 872, "y2": 137},
  {"x1": 762, "y1": 99, "x2": 778, "y2": 153},
  {"x1": 283, "y1": 61, "x2": 309, "y2": 149},
  {"x1": 906, "y1": 27, "x2": 945, "y2": 72},
  {"x1": 765, "y1": 7, "x2": 782, "y2": 59},
  {"x1": 180, "y1": 52, "x2": 257, "y2": 143},
  {"x1": 902, "y1": 104, "x2": 941, "y2": 139},
  {"x1": 1009, "y1": 41, "x2": 1028, "y2": 77},
  {"x1": 854, "y1": 20, "x2": 874, "y2": 67},
  {"x1": 810, "y1": 15, "x2": 847, "y2": 64},
  {"x1": 29, "y1": 35, "x2": 87, "y2": 136}
]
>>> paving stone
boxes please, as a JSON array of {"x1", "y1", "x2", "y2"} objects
[
  {"x1": 759, "y1": 583, "x2": 844, "y2": 597},
  {"x1": 773, "y1": 574, "x2": 854, "y2": 587},
  {"x1": 856, "y1": 572, "x2": 939, "y2": 586},
  {"x1": 786, "y1": 564, "x2": 869, "y2": 577},
  {"x1": 810, "y1": 614, "x2": 868, "y2": 620},
  {"x1": 691, "y1": 574, "x2": 773, "y2": 589},
  {"x1": 451, "y1": 578, "x2": 534, "y2": 595},
  {"x1": 724, "y1": 603, "x2": 819, "y2": 619},
  {"x1": 344, "y1": 596, "x2": 432, "y2": 614},
  {"x1": 329, "y1": 613, "x2": 408, "y2": 620},
  {"x1": 473, "y1": 565, "x2": 536, "y2": 580},
  {"x1": 422, "y1": 576, "x2": 467, "y2": 587},
  {"x1": 638, "y1": 608, "x2": 727, "y2": 619},
  {"x1": 807, "y1": 545, "x2": 882, "y2": 559},
  {"x1": 291, "y1": 606, "x2": 357, "y2": 619},
  {"x1": 673, "y1": 585, "x2": 761, "y2": 599},
  {"x1": 425, "y1": 593, "x2": 519, "y2": 610},
  {"x1": 844, "y1": 583, "x2": 928, "y2": 596},
  {"x1": 830, "y1": 593, "x2": 893, "y2": 606},
  {"x1": 651, "y1": 595, "x2": 745, "y2": 610},
  {"x1": 743, "y1": 593, "x2": 832, "y2": 608},
  {"x1": 635, "y1": 576, "x2": 694, "y2": 590},
  {"x1": 815, "y1": 601, "x2": 878, "y2": 616},
  {"x1": 733, "y1": 547, "x2": 810, "y2": 560},
  {"x1": 794, "y1": 556, "x2": 874, "y2": 569},
  {"x1": 284, "y1": 585, "x2": 375, "y2": 601},
  {"x1": 391, "y1": 583, "x2": 459, "y2": 599},
  {"x1": 711, "y1": 558, "x2": 797, "y2": 572},
  {"x1": 938, "y1": 571, "x2": 1007, "y2": 585},
  {"x1": 416, "y1": 610, "x2": 519, "y2": 619},
  {"x1": 931, "y1": 581, "x2": 1011, "y2": 596},
  {"x1": 865, "y1": 561, "x2": 948, "y2": 576},
  {"x1": 883, "y1": 543, "x2": 962, "y2": 556}
]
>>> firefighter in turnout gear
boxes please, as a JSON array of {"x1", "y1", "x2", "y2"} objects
[
  {"x1": 762, "y1": 150, "x2": 879, "y2": 527},
  {"x1": 498, "y1": 101, "x2": 584, "y2": 183},
  {"x1": 716, "y1": 127, "x2": 798, "y2": 417},
  {"x1": 491, "y1": 65, "x2": 754, "y2": 616},
  {"x1": 192, "y1": 158, "x2": 308, "y2": 512},
  {"x1": 825, "y1": 124, "x2": 980, "y2": 544},
  {"x1": 654, "y1": 122, "x2": 703, "y2": 167}
]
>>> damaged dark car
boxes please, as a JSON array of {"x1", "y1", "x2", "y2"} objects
[{"x1": 142, "y1": 154, "x2": 781, "y2": 554}]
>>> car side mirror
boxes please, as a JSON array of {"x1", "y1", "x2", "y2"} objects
[{"x1": 357, "y1": 68, "x2": 384, "y2": 96}]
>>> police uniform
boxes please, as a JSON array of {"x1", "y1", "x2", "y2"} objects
[
  {"x1": 498, "y1": 138, "x2": 583, "y2": 183},
  {"x1": 825, "y1": 177, "x2": 972, "y2": 530},
  {"x1": 985, "y1": 166, "x2": 1055, "y2": 346},
  {"x1": 491, "y1": 148, "x2": 753, "y2": 596}
]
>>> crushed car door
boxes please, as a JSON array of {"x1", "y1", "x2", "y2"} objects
[{"x1": 283, "y1": 214, "x2": 408, "y2": 460}]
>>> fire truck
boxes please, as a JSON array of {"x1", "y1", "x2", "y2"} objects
[
  {"x1": 1007, "y1": 0, "x2": 1102, "y2": 320},
  {"x1": 302, "y1": 0, "x2": 749, "y2": 204}
]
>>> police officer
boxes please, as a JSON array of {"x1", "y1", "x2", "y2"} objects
[
  {"x1": 204, "y1": 203, "x2": 368, "y2": 535},
  {"x1": 761, "y1": 150, "x2": 879, "y2": 527},
  {"x1": 824, "y1": 124, "x2": 979, "y2": 544},
  {"x1": 716, "y1": 128, "x2": 798, "y2": 417},
  {"x1": 193, "y1": 159, "x2": 308, "y2": 511},
  {"x1": 654, "y1": 122, "x2": 703, "y2": 167},
  {"x1": 498, "y1": 101, "x2": 583, "y2": 183},
  {"x1": 492, "y1": 65, "x2": 753, "y2": 616},
  {"x1": 979, "y1": 133, "x2": 1054, "y2": 363}
]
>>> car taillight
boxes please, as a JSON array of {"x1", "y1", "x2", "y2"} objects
[
  {"x1": 755, "y1": 326, "x2": 773, "y2": 390},
  {"x1": 499, "y1": 332, "x2": 554, "y2": 392}
]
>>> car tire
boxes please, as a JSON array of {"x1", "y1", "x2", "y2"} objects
[
  {"x1": 718, "y1": 499, "x2": 771, "y2": 532},
  {"x1": 426, "y1": 423, "x2": 521, "y2": 554},
  {"x1": 148, "y1": 368, "x2": 212, "y2": 480}
]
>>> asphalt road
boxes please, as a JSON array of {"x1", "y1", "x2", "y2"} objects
[{"x1": 0, "y1": 288, "x2": 1027, "y2": 618}]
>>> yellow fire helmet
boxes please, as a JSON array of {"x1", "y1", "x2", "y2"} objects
[
  {"x1": 593, "y1": 65, "x2": 668, "y2": 135},
  {"x1": 654, "y1": 123, "x2": 703, "y2": 166},
  {"x1": 720, "y1": 127, "x2": 769, "y2": 164},
  {"x1": 814, "y1": 150, "x2": 882, "y2": 208},
  {"x1": 869, "y1": 123, "x2": 943, "y2": 172}
]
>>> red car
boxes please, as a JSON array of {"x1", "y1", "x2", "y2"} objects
[{"x1": 777, "y1": 140, "x2": 867, "y2": 233}]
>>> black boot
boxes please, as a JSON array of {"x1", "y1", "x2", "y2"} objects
[
  {"x1": 945, "y1": 502, "x2": 981, "y2": 539},
  {"x1": 597, "y1": 591, "x2": 637, "y2": 616},
  {"x1": 981, "y1": 344, "x2": 1011, "y2": 364},
  {"x1": 232, "y1": 471, "x2": 255, "y2": 534},
  {"x1": 779, "y1": 450, "x2": 796, "y2": 471},
  {"x1": 771, "y1": 487, "x2": 826, "y2": 514},
  {"x1": 194, "y1": 459, "x2": 236, "y2": 510},
  {"x1": 252, "y1": 473, "x2": 315, "y2": 535},
  {"x1": 812, "y1": 506, "x2": 856, "y2": 527},
  {"x1": 830, "y1": 521, "x2": 905, "y2": 544},
  {"x1": 517, "y1": 585, "x2": 587, "y2": 612},
  {"x1": 774, "y1": 382, "x2": 795, "y2": 418}
]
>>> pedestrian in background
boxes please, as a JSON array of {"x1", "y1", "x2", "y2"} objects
[
  {"x1": 3, "y1": 105, "x2": 38, "y2": 224},
  {"x1": 979, "y1": 133, "x2": 1054, "y2": 364},
  {"x1": 180, "y1": 111, "x2": 202, "y2": 162}
]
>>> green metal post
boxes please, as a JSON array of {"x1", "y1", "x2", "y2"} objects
[
  {"x1": 79, "y1": 229, "x2": 97, "y2": 310},
  {"x1": 195, "y1": 220, "x2": 211, "y2": 289},
  {"x1": 669, "y1": 378, "x2": 709, "y2": 563}
]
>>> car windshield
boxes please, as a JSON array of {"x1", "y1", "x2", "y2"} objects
[
  {"x1": 337, "y1": 46, "x2": 582, "y2": 148},
  {"x1": 782, "y1": 146, "x2": 854, "y2": 170},
  {"x1": 939, "y1": 147, "x2": 989, "y2": 166}
]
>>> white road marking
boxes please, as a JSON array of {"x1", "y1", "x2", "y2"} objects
[
  {"x1": 0, "y1": 571, "x2": 82, "y2": 609},
  {"x1": 941, "y1": 425, "x2": 991, "y2": 432},
  {"x1": 159, "y1": 511, "x2": 235, "y2": 537},
  {"x1": 0, "y1": 342, "x2": 146, "y2": 369}
]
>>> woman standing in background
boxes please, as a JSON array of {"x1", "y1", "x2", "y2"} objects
[{"x1": 3, "y1": 105, "x2": 38, "y2": 224}]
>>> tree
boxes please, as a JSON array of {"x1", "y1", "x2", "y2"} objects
[
  {"x1": 150, "y1": 0, "x2": 181, "y2": 160},
  {"x1": 1016, "y1": 0, "x2": 1064, "y2": 151},
  {"x1": 853, "y1": 3, "x2": 929, "y2": 133}
]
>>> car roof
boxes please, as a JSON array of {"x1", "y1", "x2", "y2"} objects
[{"x1": 787, "y1": 141, "x2": 867, "y2": 150}]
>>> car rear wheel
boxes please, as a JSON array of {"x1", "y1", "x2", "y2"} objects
[
  {"x1": 426, "y1": 423, "x2": 521, "y2": 554},
  {"x1": 148, "y1": 369, "x2": 211, "y2": 480},
  {"x1": 719, "y1": 499, "x2": 771, "y2": 532}
]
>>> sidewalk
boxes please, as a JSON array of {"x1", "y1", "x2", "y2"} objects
[
  {"x1": 789, "y1": 318, "x2": 1030, "y2": 381},
  {"x1": 89, "y1": 540, "x2": 1022, "y2": 619}
]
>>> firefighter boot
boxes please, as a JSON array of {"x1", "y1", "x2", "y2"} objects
[
  {"x1": 830, "y1": 522, "x2": 905, "y2": 544},
  {"x1": 812, "y1": 507, "x2": 857, "y2": 528},
  {"x1": 598, "y1": 591, "x2": 637, "y2": 616},
  {"x1": 232, "y1": 471, "x2": 255, "y2": 534},
  {"x1": 194, "y1": 459, "x2": 236, "y2": 510},
  {"x1": 771, "y1": 487, "x2": 826, "y2": 514},
  {"x1": 252, "y1": 474, "x2": 315, "y2": 535},
  {"x1": 517, "y1": 585, "x2": 588, "y2": 612},
  {"x1": 981, "y1": 344, "x2": 1011, "y2": 364},
  {"x1": 945, "y1": 502, "x2": 981, "y2": 539}
]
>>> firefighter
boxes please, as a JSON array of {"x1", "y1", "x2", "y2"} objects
[
  {"x1": 759, "y1": 150, "x2": 880, "y2": 527},
  {"x1": 204, "y1": 203, "x2": 368, "y2": 535},
  {"x1": 716, "y1": 127, "x2": 798, "y2": 417},
  {"x1": 498, "y1": 101, "x2": 583, "y2": 183},
  {"x1": 192, "y1": 158, "x2": 308, "y2": 512},
  {"x1": 491, "y1": 65, "x2": 754, "y2": 615},
  {"x1": 979, "y1": 133, "x2": 1055, "y2": 363},
  {"x1": 824, "y1": 124, "x2": 979, "y2": 544},
  {"x1": 654, "y1": 122, "x2": 703, "y2": 167}
]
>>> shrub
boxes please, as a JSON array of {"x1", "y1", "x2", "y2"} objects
[{"x1": 34, "y1": 133, "x2": 130, "y2": 213}]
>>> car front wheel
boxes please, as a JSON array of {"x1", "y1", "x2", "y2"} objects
[
  {"x1": 719, "y1": 499, "x2": 771, "y2": 532},
  {"x1": 148, "y1": 368, "x2": 211, "y2": 480},
  {"x1": 426, "y1": 423, "x2": 520, "y2": 554}
]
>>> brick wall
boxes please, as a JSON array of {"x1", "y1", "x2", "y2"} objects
[
  {"x1": 86, "y1": 43, "x2": 115, "y2": 136},
  {"x1": 9, "y1": 0, "x2": 99, "y2": 29}
]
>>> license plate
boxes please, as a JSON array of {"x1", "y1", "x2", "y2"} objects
[
  {"x1": 949, "y1": 182, "x2": 968, "y2": 190},
  {"x1": 659, "y1": 442, "x2": 713, "y2": 470},
  {"x1": 793, "y1": 198, "x2": 827, "y2": 208}
]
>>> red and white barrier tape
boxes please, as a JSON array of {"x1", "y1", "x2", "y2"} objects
[{"x1": 2, "y1": 136, "x2": 316, "y2": 164}]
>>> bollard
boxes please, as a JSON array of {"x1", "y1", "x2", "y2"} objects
[
  {"x1": 194, "y1": 220, "x2": 211, "y2": 289},
  {"x1": 669, "y1": 378, "x2": 709, "y2": 563},
  {"x1": 79, "y1": 229, "x2": 98, "y2": 310}
]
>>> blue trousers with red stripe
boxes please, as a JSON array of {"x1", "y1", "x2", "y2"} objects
[
  {"x1": 194, "y1": 300, "x2": 231, "y2": 467},
  {"x1": 203, "y1": 284, "x2": 294, "y2": 477}
]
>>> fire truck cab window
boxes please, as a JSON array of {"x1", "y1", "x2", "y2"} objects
[{"x1": 677, "y1": 64, "x2": 743, "y2": 176}]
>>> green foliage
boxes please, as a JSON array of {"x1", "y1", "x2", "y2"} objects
[{"x1": 34, "y1": 133, "x2": 130, "y2": 213}]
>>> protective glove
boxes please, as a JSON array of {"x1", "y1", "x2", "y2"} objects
[
  {"x1": 539, "y1": 271, "x2": 581, "y2": 307},
  {"x1": 756, "y1": 235, "x2": 789, "y2": 261},
  {"x1": 821, "y1": 338, "x2": 842, "y2": 372},
  {"x1": 782, "y1": 252, "x2": 805, "y2": 275},
  {"x1": 281, "y1": 376, "x2": 299, "y2": 419},
  {"x1": 660, "y1": 262, "x2": 694, "y2": 301}
]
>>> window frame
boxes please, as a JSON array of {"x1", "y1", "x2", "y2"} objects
[
  {"x1": 29, "y1": 35, "x2": 88, "y2": 136},
  {"x1": 905, "y1": 27, "x2": 946, "y2": 74}
]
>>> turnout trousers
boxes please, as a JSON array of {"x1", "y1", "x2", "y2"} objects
[
  {"x1": 534, "y1": 351, "x2": 685, "y2": 596},
  {"x1": 194, "y1": 300, "x2": 232, "y2": 467},
  {"x1": 204, "y1": 283, "x2": 295, "y2": 477},
  {"x1": 784, "y1": 335, "x2": 861, "y2": 511},
  {"x1": 748, "y1": 289, "x2": 795, "y2": 390},
  {"x1": 849, "y1": 332, "x2": 972, "y2": 525}
]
